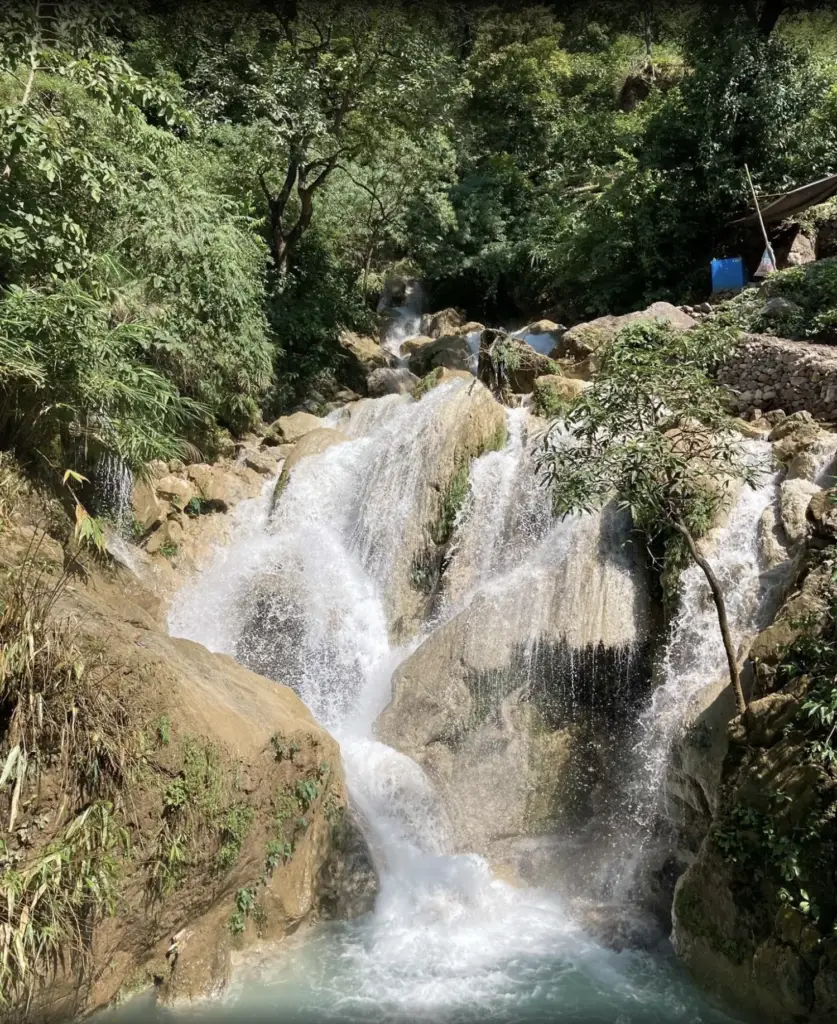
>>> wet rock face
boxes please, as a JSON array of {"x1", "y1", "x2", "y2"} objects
[
  {"x1": 375, "y1": 494, "x2": 658, "y2": 877},
  {"x1": 319, "y1": 806, "x2": 380, "y2": 920},
  {"x1": 670, "y1": 557, "x2": 837, "y2": 1023}
]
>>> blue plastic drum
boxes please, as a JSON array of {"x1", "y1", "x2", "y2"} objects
[{"x1": 711, "y1": 257, "x2": 747, "y2": 292}]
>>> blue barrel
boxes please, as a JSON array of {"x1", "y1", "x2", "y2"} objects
[{"x1": 711, "y1": 257, "x2": 747, "y2": 292}]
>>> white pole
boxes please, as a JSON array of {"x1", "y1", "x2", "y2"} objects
[{"x1": 745, "y1": 163, "x2": 777, "y2": 272}]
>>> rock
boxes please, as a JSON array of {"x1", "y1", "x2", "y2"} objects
[
  {"x1": 785, "y1": 230, "x2": 816, "y2": 268},
  {"x1": 556, "y1": 301, "x2": 696, "y2": 375},
  {"x1": 761, "y1": 296, "x2": 803, "y2": 320},
  {"x1": 411, "y1": 367, "x2": 475, "y2": 399},
  {"x1": 696, "y1": 301, "x2": 712, "y2": 314},
  {"x1": 273, "y1": 428, "x2": 350, "y2": 505},
  {"x1": 5, "y1": 543, "x2": 354, "y2": 1019},
  {"x1": 132, "y1": 479, "x2": 163, "y2": 532},
  {"x1": 268, "y1": 411, "x2": 324, "y2": 445},
  {"x1": 420, "y1": 308, "x2": 464, "y2": 339},
  {"x1": 769, "y1": 411, "x2": 815, "y2": 442},
  {"x1": 477, "y1": 332, "x2": 554, "y2": 393},
  {"x1": 154, "y1": 474, "x2": 196, "y2": 510},
  {"x1": 456, "y1": 321, "x2": 485, "y2": 335},
  {"x1": 185, "y1": 464, "x2": 247, "y2": 511},
  {"x1": 779, "y1": 477, "x2": 820, "y2": 549},
  {"x1": 407, "y1": 334, "x2": 473, "y2": 376},
  {"x1": 375, "y1": 497, "x2": 651, "y2": 860},
  {"x1": 399, "y1": 334, "x2": 434, "y2": 357},
  {"x1": 338, "y1": 329, "x2": 392, "y2": 371},
  {"x1": 318, "y1": 806, "x2": 379, "y2": 920},
  {"x1": 532, "y1": 374, "x2": 588, "y2": 417},
  {"x1": 731, "y1": 417, "x2": 767, "y2": 439},
  {"x1": 145, "y1": 517, "x2": 184, "y2": 556},
  {"x1": 366, "y1": 367, "x2": 420, "y2": 397},
  {"x1": 757, "y1": 504, "x2": 791, "y2": 570},
  {"x1": 528, "y1": 318, "x2": 562, "y2": 334},
  {"x1": 808, "y1": 487, "x2": 837, "y2": 540},
  {"x1": 243, "y1": 451, "x2": 277, "y2": 476},
  {"x1": 744, "y1": 692, "x2": 800, "y2": 747}
]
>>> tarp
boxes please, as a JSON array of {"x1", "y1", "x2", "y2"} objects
[{"x1": 729, "y1": 173, "x2": 837, "y2": 227}]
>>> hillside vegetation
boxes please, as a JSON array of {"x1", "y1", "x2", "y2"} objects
[{"x1": 2, "y1": 0, "x2": 837, "y2": 487}]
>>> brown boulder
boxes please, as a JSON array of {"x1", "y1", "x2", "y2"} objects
[
  {"x1": 420, "y1": 308, "x2": 464, "y2": 339},
  {"x1": 267, "y1": 411, "x2": 324, "y2": 445},
  {"x1": 408, "y1": 334, "x2": 473, "y2": 376},
  {"x1": 556, "y1": 302, "x2": 696, "y2": 374},
  {"x1": 808, "y1": 487, "x2": 837, "y2": 540},
  {"x1": 273, "y1": 428, "x2": 350, "y2": 504},
  {"x1": 399, "y1": 335, "x2": 434, "y2": 357},
  {"x1": 338, "y1": 329, "x2": 391, "y2": 371}
]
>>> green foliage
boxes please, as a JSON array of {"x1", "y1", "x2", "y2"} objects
[
  {"x1": 0, "y1": 548, "x2": 137, "y2": 1006},
  {"x1": 779, "y1": 559, "x2": 837, "y2": 768},
  {"x1": 538, "y1": 318, "x2": 756, "y2": 578},
  {"x1": 228, "y1": 886, "x2": 257, "y2": 936},
  {"x1": 0, "y1": 801, "x2": 128, "y2": 1007},
  {"x1": 216, "y1": 805, "x2": 254, "y2": 873},
  {"x1": 532, "y1": 378, "x2": 571, "y2": 420},
  {"x1": 151, "y1": 738, "x2": 253, "y2": 896},
  {"x1": 158, "y1": 540, "x2": 179, "y2": 559}
]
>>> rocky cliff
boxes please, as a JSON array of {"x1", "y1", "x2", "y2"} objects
[{"x1": 0, "y1": 456, "x2": 375, "y2": 1022}]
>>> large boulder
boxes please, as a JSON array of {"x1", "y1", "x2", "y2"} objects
[
  {"x1": 366, "y1": 366, "x2": 420, "y2": 397},
  {"x1": 272, "y1": 428, "x2": 350, "y2": 505},
  {"x1": 556, "y1": 302, "x2": 697, "y2": 377},
  {"x1": 338, "y1": 329, "x2": 392, "y2": 372},
  {"x1": 532, "y1": 374, "x2": 588, "y2": 417},
  {"x1": 0, "y1": 523, "x2": 366, "y2": 1020},
  {"x1": 515, "y1": 319, "x2": 567, "y2": 357},
  {"x1": 477, "y1": 331, "x2": 555, "y2": 393},
  {"x1": 375, "y1": 499, "x2": 653, "y2": 872},
  {"x1": 399, "y1": 334, "x2": 434, "y2": 357},
  {"x1": 266, "y1": 411, "x2": 324, "y2": 445},
  {"x1": 407, "y1": 334, "x2": 474, "y2": 376},
  {"x1": 420, "y1": 307, "x2": 464, "y2": 338},
  {"x1": 808, "y1": 487, "x2": 837, "y2": 540}
]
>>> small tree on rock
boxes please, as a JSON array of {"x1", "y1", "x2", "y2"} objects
[{"x1": 537, "y1": 319, "x2": 760, "y2": 714}]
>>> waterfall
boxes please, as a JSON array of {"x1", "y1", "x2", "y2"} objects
[
  {"x1": 168, "y1": 382, "x2": 738, "y2": 1022},
  {"x1": 93, "y1": 451, "x2": 133, "y2": 534},
  {"x1": 603, "y1": 442, "x2": 791, "y2": 900}
]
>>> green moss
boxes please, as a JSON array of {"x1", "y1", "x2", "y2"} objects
[
  {"x1": 430, "y1": 463, "x2": 470, "y2": 545},
  {"x1": 151, "y1": 738, "x2": 254, "y2": 896},
  {"x1": 484, "y1": 421, "x2": 507, "y2": 453},
  {"x1": 411, "y1": 366, "x2": 444, "y2": 400},
  {"x1": 532, "y1": 378, "x2": 570, "y2": 419}
]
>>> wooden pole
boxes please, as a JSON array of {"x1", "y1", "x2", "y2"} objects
[{"x1": 744, "y1": 163, "x2": 777, "y2": 273}]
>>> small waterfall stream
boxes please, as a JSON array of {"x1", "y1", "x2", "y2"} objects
[{"x1": 163, "y1": 378, "x2": 741, "y2": 1022}]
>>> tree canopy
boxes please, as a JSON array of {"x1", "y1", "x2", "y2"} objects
[{"x1": 2, "y1": 0, "x2": 837, "y2": 483}]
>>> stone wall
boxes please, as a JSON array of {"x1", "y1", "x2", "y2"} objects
[{"x1": 718, "y1": 333, "x2": 837, "y2": 421}]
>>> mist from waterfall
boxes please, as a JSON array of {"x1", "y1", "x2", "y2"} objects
[{"x1": 168, "y1": 380, "x2": 740, "y2": 1022}]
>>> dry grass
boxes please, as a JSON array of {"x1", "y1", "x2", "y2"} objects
[{"x1": 0, "y1": 536, "x2": 139, "y2": 1010}]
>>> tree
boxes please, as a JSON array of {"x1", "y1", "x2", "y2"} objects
[
  {"x1": 536, "y1": 319, "x2": 760, "y2": 714},
  {"x1": 139, "y1": 0, "x2": 462, "y2": 275}
]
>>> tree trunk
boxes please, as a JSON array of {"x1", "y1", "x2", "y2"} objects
[{"x1": 672, "y1": 517, "x2": 747, "y2": 715}]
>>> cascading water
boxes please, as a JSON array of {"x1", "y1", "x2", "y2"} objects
[
  {"x1": 161, "y1": 379, "x2": 739, "y2": 1023},
  {"x1": 602, "y1": 443, "x2": 793, "y2": 901}
]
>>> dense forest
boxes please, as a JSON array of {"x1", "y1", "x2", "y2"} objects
[{"x1": 2, "y1": 0, "x2": 837, "y2": 483}]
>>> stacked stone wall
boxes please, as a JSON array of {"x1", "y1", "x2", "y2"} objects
[{"x1": 717, "y1": 332, "x2": 837, "y2": 421}]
